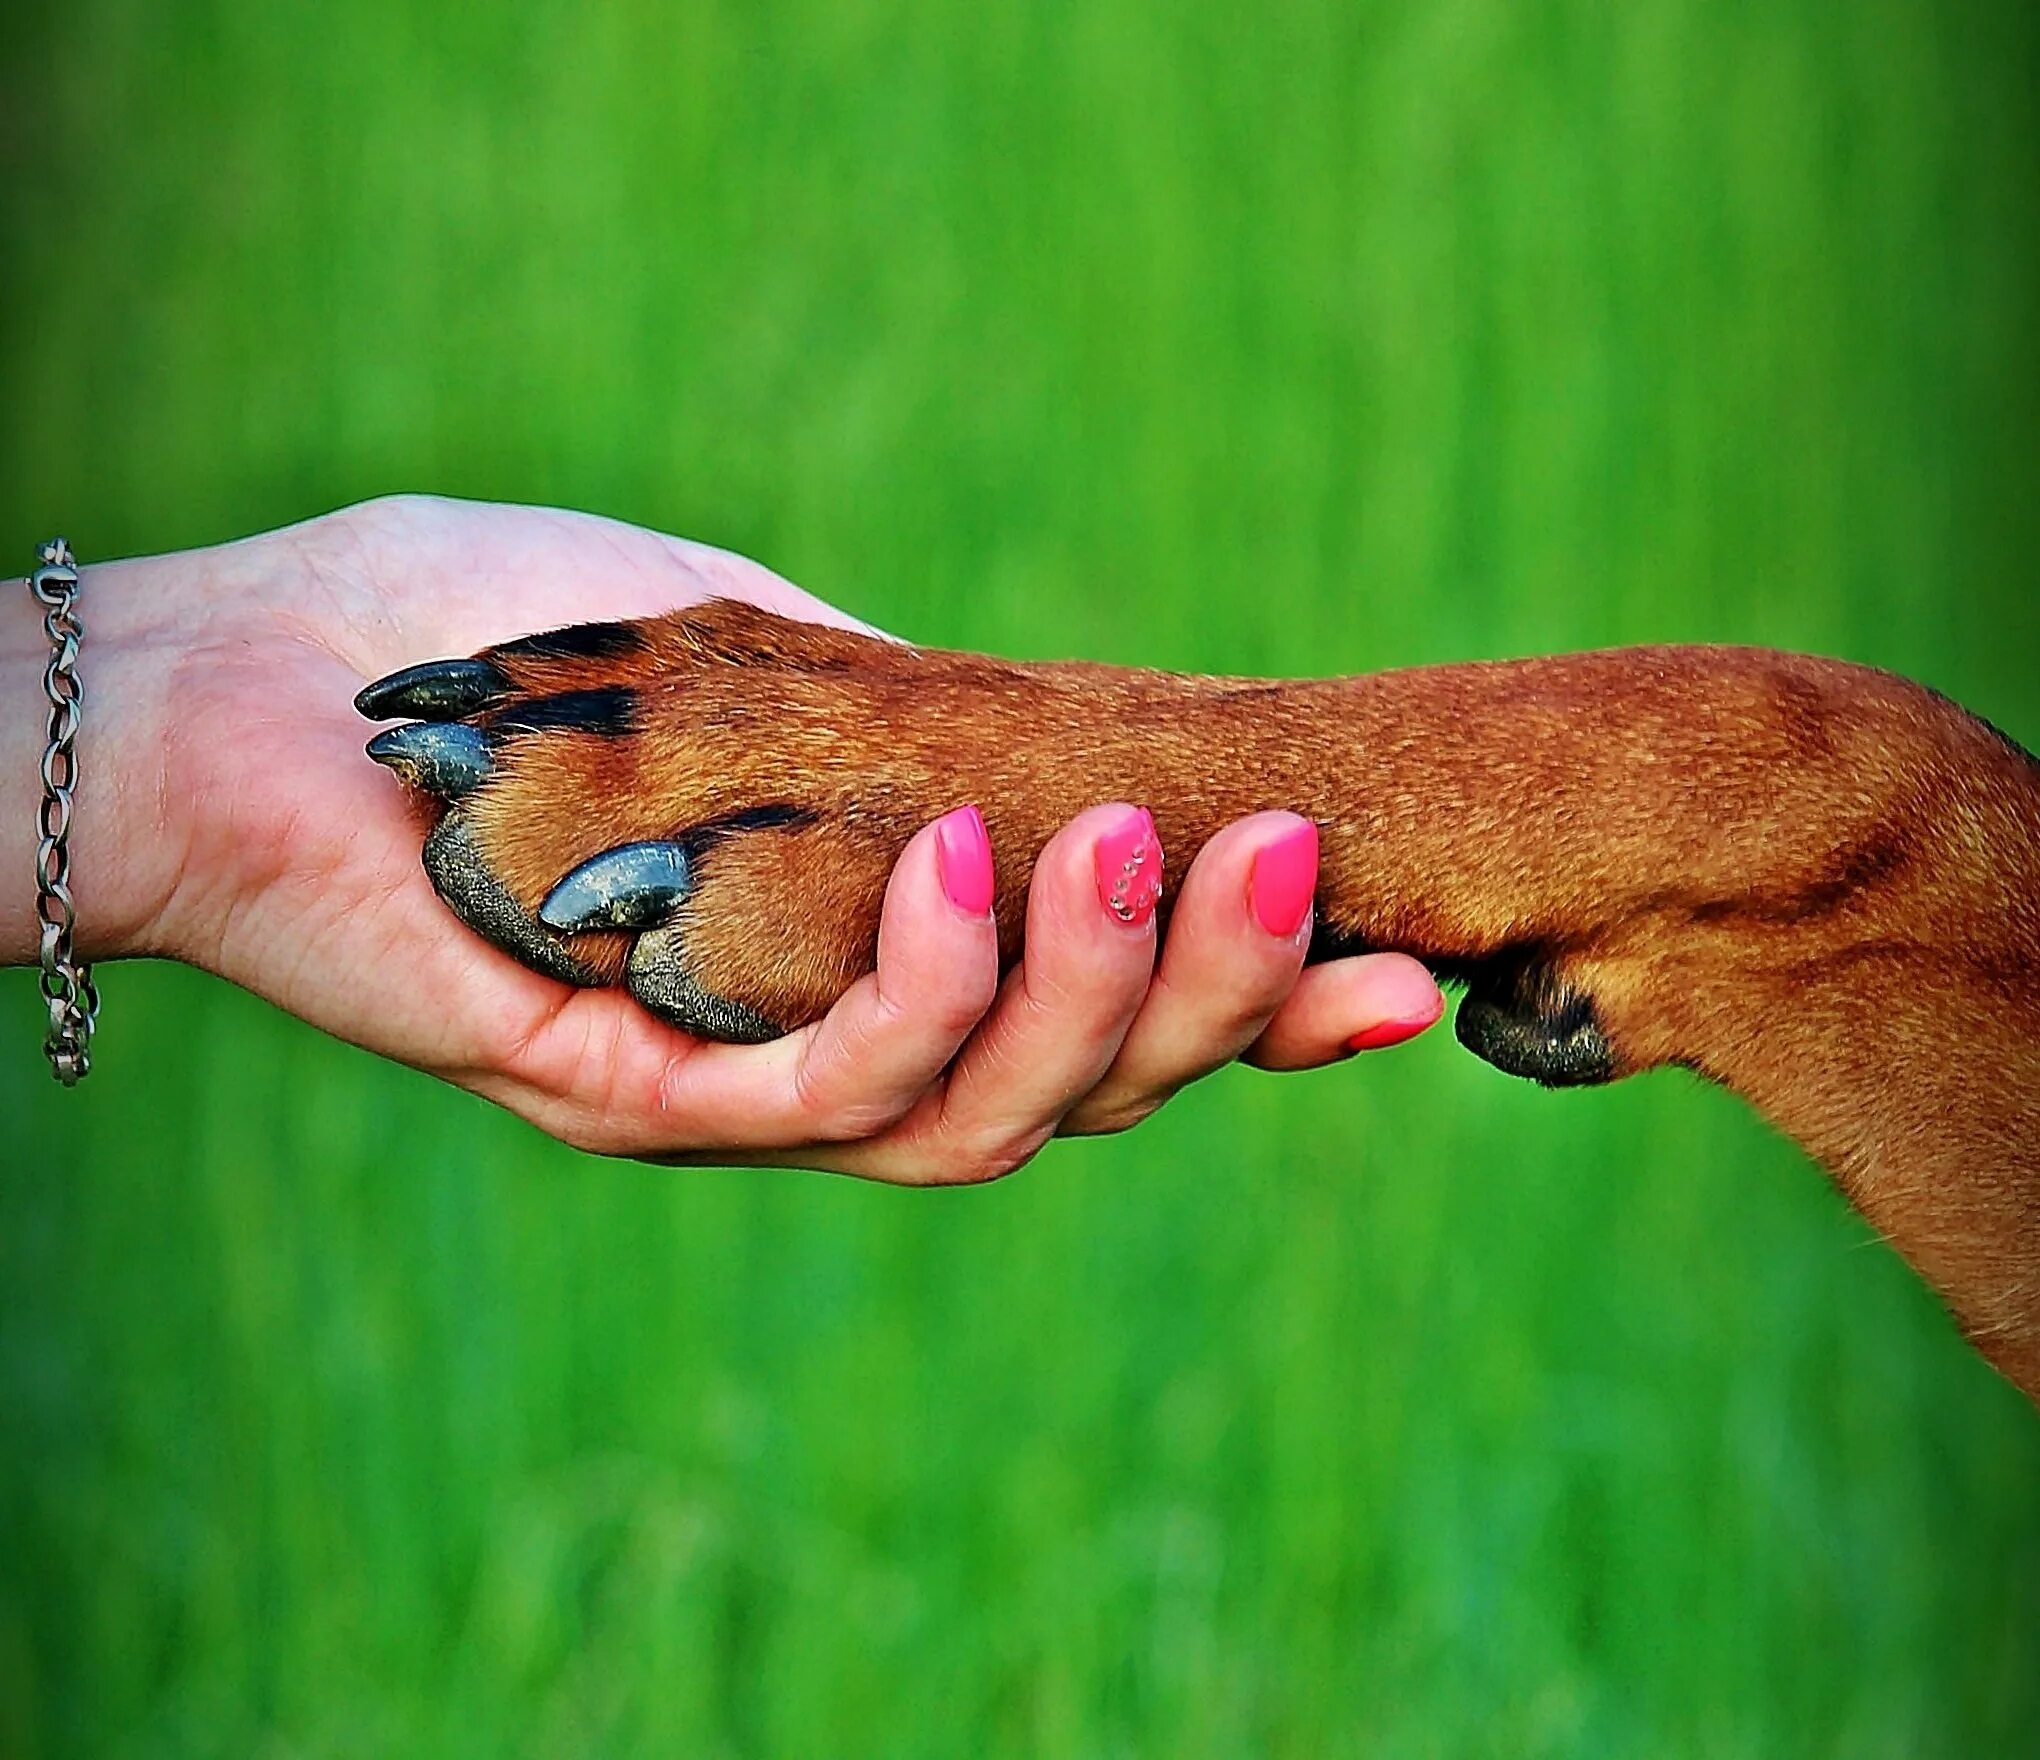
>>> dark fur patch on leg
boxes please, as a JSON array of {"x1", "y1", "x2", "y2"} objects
[
  {"x1": 1687, "y1": 830, "x2": 1913, "y2": 928},
  {"x1": 491, "y1": 620, "x2": 648, "y2": 664}
]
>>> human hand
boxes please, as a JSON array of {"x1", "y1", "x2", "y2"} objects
[{"x1": 3, "y1": 496, "x2": 1443, "y2": 1176}]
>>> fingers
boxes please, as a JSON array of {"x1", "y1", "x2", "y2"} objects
[
  {"x1": 1059, "y1": 811, "x2": 1319, "y2": 1135},
  {"x1": 1245, "y1": 951, "x2": 1445, "y2": 1070},
  {"x1": 618, "y1": 807, "x2": 1004, "y2": 1149},
  {"x1": 774, "y1": 806, "x2": 1007, "y2": 1135},
  {"x1": 822, "y1": 804, "x2": 1163, "y2": 1184},
  {"x1": 488, "y1": 803, "x2": 1444, "y2": 1176}
]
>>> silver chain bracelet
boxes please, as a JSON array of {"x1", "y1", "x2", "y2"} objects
[{"x1": 29, "y1": 538, "x2": 99, "y2": 1083}]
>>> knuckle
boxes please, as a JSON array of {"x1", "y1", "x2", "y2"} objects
[
  {"x1": 790, "y1": 1057, "x2": 911, "y2": 1144},
  {"x1": 819, "y1": 1096, "x2": 914, "y2": 1142},
  {"x1": 941, "y1": 1126, "x2": 1048, "y2": 1186},
  {"x1": 896, "y1": 974, "x2": 995, "y2": 1046},
  {"x1": 948, "y1": 969, "x2": 1003, "y2": 1032},
  {"x1": 344, "y1": 490, "x2": 439, "y2": 527},
  {"x1": 862, "y1": 1149, "x2": 947, "y2": 1187},
  {"x1": 318, "y1": 493, "x2": 412, "y2": 543},
  {"x1": 1215, "y1": 997, "x2": 1286, "y2": 1048},
  {"x1": 1200, "y1": 962, "x2": 1296, "y2": 1026},
  {"x1": 1146, "y1": 965, "x2": 1277, "y2": 1038},
  {"x1": 1063, "y1": 1093, "x2": 1166, "y2": 1137},
  {"x1": 847, "y1": 1134, "x2": 964, "y2": 1187}
]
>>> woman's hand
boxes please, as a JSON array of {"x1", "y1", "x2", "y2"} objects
[{"x1": 3, "y1": 496, "x2": 1443, "y2": 1177}]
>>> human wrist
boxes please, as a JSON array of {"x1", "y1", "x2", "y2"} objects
[{"x1": 2, "y1": 544, "x2": 208, "y2": 967}]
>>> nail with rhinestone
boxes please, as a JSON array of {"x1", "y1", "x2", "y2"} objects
[{"x1": 1093, "y1": 806, "x2": 1163, "y2": 928}]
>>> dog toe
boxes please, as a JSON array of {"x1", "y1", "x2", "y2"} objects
[
  {"x1": 625, "y1": 925, "x2": 785, "y2": 1042},
  {"x1": 421, "y1": 811, "x2": 609, "y2": 988}
]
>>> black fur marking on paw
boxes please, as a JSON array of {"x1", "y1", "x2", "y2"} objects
[
  {"x1": 491, "y1": 687, "x2": 640, "y2": 739},
  {"x1": 1453, "y1": 947, "x2": 1617, "y2": 1088},
  {"x1": 688, "y1": 803, "x2": 821, "y2": 844},
  {"x1": 491, "y1": 620, "x2": 648, "y2": 664}
]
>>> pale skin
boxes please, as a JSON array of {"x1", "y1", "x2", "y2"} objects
[{"x1": 1, "y1": 495, "x2": 1445, "y2": 1180}]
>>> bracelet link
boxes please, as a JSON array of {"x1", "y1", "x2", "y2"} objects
[{"x1": 28, "y1": 537, "x2": 97, "y2": 1084}]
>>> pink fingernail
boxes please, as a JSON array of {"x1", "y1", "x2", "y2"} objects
[
  {"x1": 1347, "y1": 1016, "x2": 1434, "y2": 1052},
  {"x1": 1094, "y1": 807, "x2": 1162, "y2": 928},
  {"x1": 935, "y1": 805, "x2": 995, "y2": 916},
  {"x1": 1347, "y1": 987, "x2": 1446, "y2": 1052},
  {"x1": 1249, "y1": 819, "x2": 1319, "y2": 938}
]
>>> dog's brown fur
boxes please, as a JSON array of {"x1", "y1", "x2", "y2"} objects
[{"x1": 401, "y1": 603, "x2": 2040, "y2": 1397}]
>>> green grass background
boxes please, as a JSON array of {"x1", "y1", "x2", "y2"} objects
[{"x1": 4, "y1": 1, "x2": 2038, "y2": 1754}]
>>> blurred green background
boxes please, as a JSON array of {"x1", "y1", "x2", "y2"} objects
[{"x1": 4, "y1": 1, "x2": 2038, "y2": 1754}]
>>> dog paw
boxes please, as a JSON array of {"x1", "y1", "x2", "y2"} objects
[
  {"x1": 1451, "y1": 949, "x2": 1619, "y2": 1087},
  {"x1": 357, "y1": 605, "x2": 941, "y2": 1041}
]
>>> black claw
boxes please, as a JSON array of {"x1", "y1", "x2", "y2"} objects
[
  {"x1": 365, "y1": 722, "x2": 495, "y2": 798},
  {"x1": 540, "y1": 841, "x2": 694, "y2": 932},
  {"x1": 354, "y1": 658, "x2": 511, "y2": 722}
]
